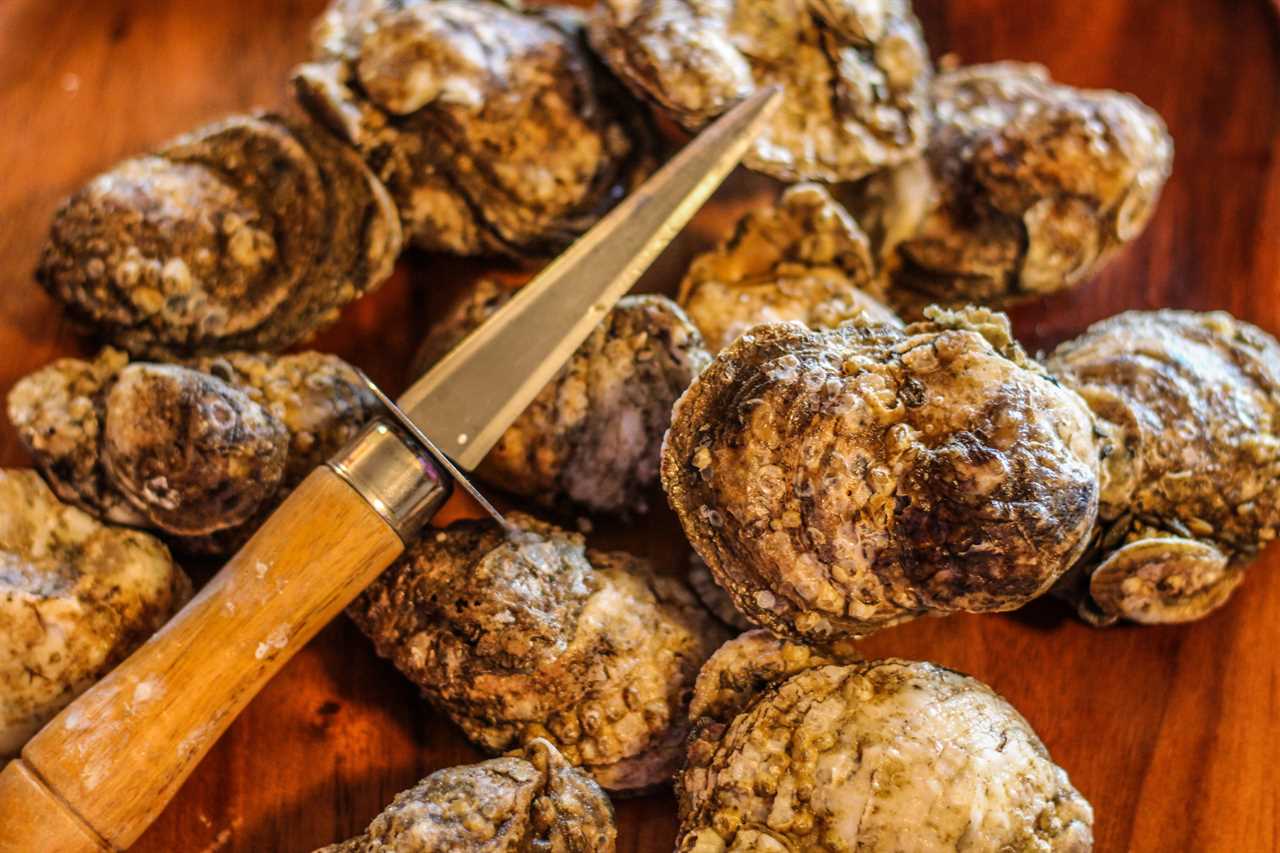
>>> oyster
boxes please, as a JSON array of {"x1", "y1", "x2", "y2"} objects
[
  {"x1": 317, "y1": 739, "x2": 615, "y2": 853},
  {"x1": 8, "y1": 348, "x2": 377, "y2": 553},
  {"x1": 38, "y1": 113, "x2": 401, "y2": 357},
  {"x1": 678, "y1": 635, "x2": 1094, "y2": 851},
  {"x1": 678, "y1": 183, "x2": 898, "y2": 354},
  {"x1": 1045, "y1": 310, "x2": 1280, "y2": 625},
  {"x1": 589, "y1": 0, "x2": 931, "y2": 182},
  {"x1": 661, "y1": 306, "x2": 1100, "y2": 641},
  {"x1": 413, "y1": 285, "x2": 710, "y2": 515},
  {"x1": 348, "y1": 511, "x2": 729, "y2": 793},
  {"x1": 0, "y1": 469, "x2": 191, "y2": 757},
  {"x1": 849, "y1": 62, "x2": 1172, "y2": 313},
  {"x1": 294, "y1": 0, "x2": 655, "y2": 257}
]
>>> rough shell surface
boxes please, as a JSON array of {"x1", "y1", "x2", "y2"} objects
[
  {"x1": 294, "y1": 0, "x2": 655, "y2": 257},
  {"x1": 688, "y1": 552, "x2": 752, "y2": 631},
  {"x1": 850, "y1": 62, "x2": 1173, "y2": 313},
  {"x1": 589, "y1": 0, "x2": 932, "y2": 182},
  {"x1": 37, "y1": 113, "x2": 401, "y2": 357},
  {"x1": 0, "y1": 469, "x2": 191, "y2": 758},
  {"x1": 413, "y1": 286, "x2": 711, "y2": 515},
  {"x1": 101, "y1": 363, "x2": 289, "y2": 536},
  {"x1": 661, "y1": 306, "x2": 1100, "y2": 641},
  {"x1": 317, "y1": 738, "x2": 616, "y2": 852},
  {"x1": 348, "y1": 511, "x2": 729, "y2": 793},
  {"x1": 677, "y1": 657, "x2": 1094, "y2": 851},
  {"x1": 687, "y1": 629, "x2": 861, "y2": 726},
  {"x1": 678, "y1": 183, "x2": 898, "y2": 354},
  {"x1": 7, "y1": 348, "x2": 377, "y2": 552},
  {"x1": 1045, "y1": 309, "x2": 1280, "y2": 624}
]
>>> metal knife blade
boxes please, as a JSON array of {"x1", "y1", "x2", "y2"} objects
[{"x1": 397, "y1": 87, "x2": 782, "y2": 470}]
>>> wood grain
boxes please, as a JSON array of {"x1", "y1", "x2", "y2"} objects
[{"x1": 0, "y1": 1, "x2": 1277, "y2": 851}]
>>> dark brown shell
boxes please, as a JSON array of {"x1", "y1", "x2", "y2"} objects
[
  {"x1": 661, "y1": 306, "x2": 1100, "y2": 641},
  {"x1": 347, "y1": 511, "x2": 729, "y2": 793},
  {"x1": 678, "y1": 183, "x2": 897, "y2": 354},
  {"x1": 100, "y1": 363, "x2": 288, "y2": 536},
  {"x1": 1046, "y1": 309, "x2": 1280, "y2": 624},
  {"x1": 589, "y1": 0, "x2": 931, "y2": 182},
  {"x1": 37, "y1": 114, "x2": 400, "y2": 357},
  {"x1": 7, "y1": 348, "x2": 377, "y2": 553},
  {"x1": 414, "y1": 286, "x2": 710, "y2": 515},
  {"x1": 317, "y1": 739, "x2": 616, "y2": 852},
  {"x1": 849, "y1": 62, "x2": 1173, "y2": 313},
  {"x1": 294, "y1": 0, "x2": 655, "y2": 257}
]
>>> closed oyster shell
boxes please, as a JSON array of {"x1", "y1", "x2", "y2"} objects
[
  {"x1": 294, "y1": 0, "x2": 655, "y2": 257},
  {"x1": 347, "y1": 511, "x2": 729, "y2": 793},
  {"x1": 589, "y1": 0, "x2": 932, "y2": 182},
  {"x1": 37, "y1": 113, "x2": 400, "y2": 357},
  {"x1": 101, "y1": 364, "x2": 288, "y2": 536},
  {"x1": 1046, "y1": 309, "x2": 1280, "y2": 624},
  {"x1": 850, "y1": 62, "x2": 1173, "y2": 313},
  {"x1": 317, "y1": 739, "x2": 616, "y2": 853},
  {"x1": 661, "y1": 306, "x2": 1100, "y2": 641},
  {"x1": 0, "y1": 469, "x2": 191, "y2": 757},
  {"x1": 414, "y1": 285, "x2": 710, "y2": 515},
  {"x1": 678, "y1": 183, "x2": 898, "y2": 355},
  {"x1": 677, "y1": 653, "x2": 1093, "y2": 851},
  {"x1": 7, "y1": 348, "x2": 376, "y2": 553}
]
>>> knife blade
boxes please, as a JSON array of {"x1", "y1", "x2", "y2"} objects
[{"x1": 398, "y1": 86, "x2": 782, "y2": 470}]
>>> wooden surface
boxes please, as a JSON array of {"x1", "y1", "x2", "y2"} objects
[{"x1": 0, "y1": 1, "x2": 1277, "y2": 851}]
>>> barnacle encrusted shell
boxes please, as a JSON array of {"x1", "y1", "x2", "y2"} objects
[
  {"x1": 588, "y1": 0, "x2": 931, "y2": 182},
  {"x1": 37, "y1": 113, "x2": 401, "y2": 357},
  {"x1": 413, "y1": 285, "x2": 711, "y2": 515},
  {"x1": 687, "y1": 629, "x2": 861, "y2": 726},
  {"x1": 348, "y1": 512, "x2": 729, "y2": 793},
  {"x1": 850, "y1": 62, "x2": 1172, "y2": 313},
  {"x1": 678, "y1": 184, "x2": 898, "y2": 354},
  {"x1": 317, "y1": 739, "x2": 616, "y2": 853},
  {"x1": 677, "y1": 654, "x2": 1094, "y2": 851},
  {"x1": 7, "y1": 348, "x2": 376, "y2": 551},
  {"x1": 294, "y1": 0, "x2": 655, "y2": 257},
  {"x1": 661, "y1": 306, "x2": 1100, "y2": 641},
  {"x1": 1045, "y1": 310, "x2": 1280, "y2": 625},
  {"x1": 0, "y1": 469, "x2": 191, "y2": 757}
]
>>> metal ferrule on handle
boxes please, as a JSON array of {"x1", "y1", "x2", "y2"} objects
[{"x1": 329, "y1": 419, "x2": 452, "y2": 543}]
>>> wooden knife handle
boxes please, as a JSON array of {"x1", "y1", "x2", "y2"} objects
[{"x1": 0, "y1": 421, "x2": 447, "y2": 851}]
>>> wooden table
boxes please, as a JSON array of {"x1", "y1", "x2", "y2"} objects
[{"x1": 1, "y1": 1, "x2": 1277, "y2": 850}]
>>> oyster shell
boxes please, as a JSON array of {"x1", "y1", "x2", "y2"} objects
[
  {"x1": 850, "y1": 62, "x2": 1173, "y2": 313},
  {"x1": 317, "y1": 738, "x2": 615, "y2": 853},
  {"x1": 413, "y1": 285, "x2": 710, "y2": 515},
  {"x1": 678, "y1": 644, "x2": 1094, "y2": 851},
  {"x1": 8, "y1": 348, "x2": 377, "y2": 553},
  {"x1": 1046, "y1": 310, "x2": 1280, "y2": 624},
  {"x1": 0, "y1": 469, "x2": 191, "y2": 757},
  {"x1": 677, "y1": 183, "x2": 898, "y2": 355},
  {"x1": 294, "y1": 0, "x2": 655, "y2": 257},
  {"x1": 348, "y1": 511, "x2": 729, "y2": 793},
  {"x1": 37, "y1": 113, "x2": 401, "y2": 357},
  {"x1": 589, "y1": 0, "x2": 932, "y2": 182},
  {"x1": 661, "y1": 306, "x2": 1100, "y2": 641}
]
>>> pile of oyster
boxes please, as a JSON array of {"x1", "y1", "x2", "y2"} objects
[{"x1": 5, "y1": 0, "x2": 1278, "y2": 850}]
